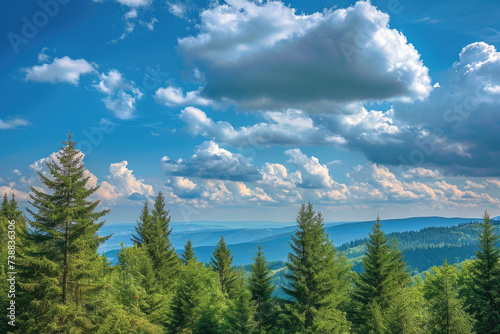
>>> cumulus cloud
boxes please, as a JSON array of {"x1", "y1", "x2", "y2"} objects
[
  {"x1": 346, "y1": 163, "x2": 499, "y2": 208},
  {"x1": 259, "y1": 163, "x2": 302, "y2": 189},
  {"x1": 285, "y1": 148, "x2": 337, "y2": 189},
  {"x1": 402, "y1": 167, "x2": 443, "y2": 179},
  {"x1": 168, "y1": 2, "x2": 187, "y2": 18},
  {"x1": 94, "y1": 69, "x2": 143, "y2": 119},
  {"x1": 161, "y1": 141, "x2": 261, "y2": 181},
  {"x1": 24, "y1": 56, "x2": 95, "y2": 85},
  {"x1": 0, "y1": 118, "x2": 29, "y2": 130},
  {"x1": 155, "y1": 87, "x2": 212, "y2": 107},
  {"x1": 178, "y1": 0, "x2": 431, "y2": 111},
  {"x1": 107, "y1": 161, "x2": 155, "y2": 200},
  {"x1": 356, "y1": 42, "x2": 500, "y2": 176},
  {"x1": 342, "y1": 108, "x2": 399, "y2": 137},
  {"x1": 179, "y1": 107, "x2": 346, "y2": 147}
]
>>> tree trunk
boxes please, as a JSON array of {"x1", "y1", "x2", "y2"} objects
[{"x1": 62, "y1": 217, "x2": 70, "y2": 304}]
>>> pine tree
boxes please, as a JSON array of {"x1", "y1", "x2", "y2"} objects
[
  {"x1": 249, "y1": 243, "x2": 275, "y2": 333},
  {"x1": 169, "y1": 260, "x2": 227, "y2": 333},
  {"x1": 352, "y1": 216, "x2": 410, "y2": 333},
  {"x1": 424, "y1": 261, "x2": 475, "y2": 334},
  {"x1": 147, "y1": 191, "x2": 179, "y2": 289},
  {"x1": 211, "y1": 235, "x2": 237, "y2": 297},
  {"x1": 470, "y1": 211, "x2": 500, "y2": 333},
  {"x1": 181, "y1": 239, "x2": 196, "y2": 265},
  {"x1": 18, "y1": 133, "x2": 110, "y2": 332},
  {"x1": 226, "y1": 271, "x2": 256, "y2": 334},
  {"x1": 131, "y1": 200, "x2": 152, "y2": 246},
  {"x1": 282, "y1": 203, "x2": 349, "y2": 333}
]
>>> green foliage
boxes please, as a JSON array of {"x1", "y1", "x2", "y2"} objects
[
  {"x1": 282, "y1": 203, "x2": 350, "y2": 333},
  {"x1": 424, "y1": 261, "x2": 475, "y2": 334},
  {"x1": 468, "y1": 211, "x2": 500, "y2": 333},
  {"x1": 226, "y1": 270, "x2": 256, "y2": 333},
  {"x1": 351, "y1": 216, "x2": 413, "y2": 333},
  {"x1": 147, "y1": 192, "x2": 180, "y2": 290},
  {"x1": 18, "y1": 133, "x2": 111, "y2": 332},
  {"x1": 249, "y1": 244, "x2": 276, "y2": 333},
  {"x1": 181, "y1": 239, "x2": 196, "y2": 265},
  {"x1": 168, "y1": 260, "x2": 227, "y2": 333},
  {"x1": 131, "y1": 200, "x2": 152, "y2": 246},
  {"x1": 211, "y1": 235, "x2": 238, "y2": 297}
]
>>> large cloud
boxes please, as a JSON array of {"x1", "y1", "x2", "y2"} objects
[
  {"x1": 178, "y1": 0, "x2": 431, "y2": 111},
  {"x1": 340, "y1": 42, "x2": 500, "y2": 176},
  {"x1": 161, "y1": 140, "x2": 261, "y2": 181}
]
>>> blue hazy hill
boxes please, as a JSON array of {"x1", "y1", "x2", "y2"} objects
[{"x1": 102, "y1": 216, "x2": 478, "y2": 265}]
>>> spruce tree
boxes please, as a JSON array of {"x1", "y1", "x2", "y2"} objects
[
  {"x1": 19, "y1": 133, "x2": 110, "y2": 332},
  {"x1": 352, "y1": 216, "x2": 410, "y2": 333},
  {"x1": 169, "y1": 260, "x2": 227, "y2": 333},
  {"x1": 249, "y1": 243, "x2": 275, "y2": 333},
  {"x1": 211, "y1": 235, "x2": 237, "y2": 297},
  {"x1": 424, "y1": 261, "x2": 475, "y2": 334},
  {"x1": 147, "y1": 191, "x2": 179, "y2": 289},
  {"x1": 181, "y1": 238, "x2": 196, "y2": 265},
  {"x1": 226, "y1": 271, "x2": 256, "y2": 334},
  {"x1": 470, "y1": 211, "x2": 500, "y2": 333},
  {"x1": 130, "y1": 200, "x2": 152, "y2": 246},
  {"x1": 282, "y1": 203, "x2": 349, "y2": 333}
]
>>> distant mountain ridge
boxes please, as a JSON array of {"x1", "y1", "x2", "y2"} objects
[{"x1": 101, "y1": 216, "x2": 480, "y2": 265}]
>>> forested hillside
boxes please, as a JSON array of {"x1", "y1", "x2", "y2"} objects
[{"x1": 2, "y1": 135, "x2": 500, "y2": 333}]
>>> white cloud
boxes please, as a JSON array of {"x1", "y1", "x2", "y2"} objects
[
  {"x1": 285, "y1": 148, "x2": 337, "y2": 189},
  {"x1": 259, "y1": 163, "x2": 301, "y2": 189},
  {"x1": 168, "y1": 2, "x2": 187, "y2": 18},
  {"x1": 37, "y1": 47, "x2": 51, "y2": 63},
  {"x1": 342, "y1": 108, "x2": 399, "y2": 136},
  {"x1": 93, "y1": 0, "x2": 153, "y2": 8},
  {"x1": 155, "y1": 87, "x2": 212, "y2": 107},
  {"x1": 402, "y1": 167, "x2": 443, "y2": 179},
  {"x1": 24, "y1": 56, "x2": 95, "y2": 85},
  {"x1": 161, "y1": 141, "x2": 261, "y2": 181},
  {"x1": 178, "y1": 0, "x2": 431, "y2": 111},
  {"x1": 141, "y1": 17, "x2": 158, "y2": 30},
  {"x1": 124, "y1": 9, "x2": 138, "y2": 19},
  {"x1": 108, "y1": 161, "x2": 155, "y2": 199},
  {"x1": 0, "y1": 186, "x2": 29, "y2": 202},
  {"x1": 94, "y1": 69, "x2": 143, "y2": 119},
  {"x1": 179, "y1": 107, "x2": 346, "y2": 147},
  {"x1": 0, "y1": 118, "x2": 29, "y2": 130}
]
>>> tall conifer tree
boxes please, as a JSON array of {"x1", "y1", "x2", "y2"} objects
[
  {"x1": 282, "y1": 203, "x2": 349, "y2": 333},
  {"x1": 130, "y1": 200, "x2": 152, "y2": 246},
  {"x1": 147, "y1": 191, "x2": 179, "y2": 288},
  {"x1": 19, "y1": 133, "x2": 110, "y2": 331},
  {"x1": 211, "y1": 235, "x2": 237, "y2": 297},
  {"x1": 470, "y1": 211, "x2": 500, "y2": 333},
  {"x1": 424, "y1": 261, "x2": 475, "y2": 334},
  {"x1": 181, "y1": 239, "x2": 196, "y2": 265},
  {"x1": 249, "y1": 244, "x2": 275, "y2": 333},
  {"x1": 352, "y1": 216, "x2": 410, "y2": 333}
]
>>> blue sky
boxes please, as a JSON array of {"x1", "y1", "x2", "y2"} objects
[{"x1": 1, "y1": 0, "x2": 500, "y2": 224}]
